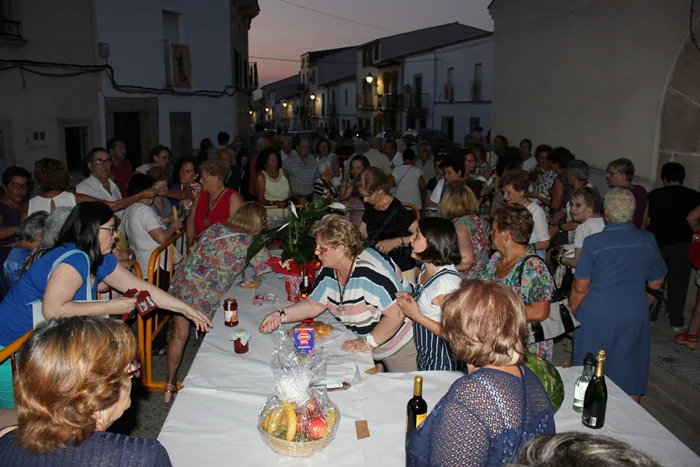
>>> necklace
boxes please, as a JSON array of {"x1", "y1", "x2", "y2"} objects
[
  {"x1": 334, "y1": 256, "x2": 357, "y2": 315},
  {"x1": 497, "y1": 252, "x2": 525, "y2": 272},
  {"x1": 204, "y1": 187, "x2": 226, "y2": 228}
]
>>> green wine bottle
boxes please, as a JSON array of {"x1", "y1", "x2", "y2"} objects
[{"x1": 582, "y1": 350, "x2": 608, "y2": 429}]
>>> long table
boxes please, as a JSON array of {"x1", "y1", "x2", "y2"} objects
[{"x1": 158, "y1": 275, "x2": 699, "y2": 467}]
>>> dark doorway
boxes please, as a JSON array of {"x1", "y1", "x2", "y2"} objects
[
  {"x1": 169, "y1": 112, "x2": 192, "y2": 160},
  {"x1": 113, "y1": 112, "x2": 142, "y2": 166},
  {"x1": 64, "y1": 127, "x2": 89, "y2": 172}
]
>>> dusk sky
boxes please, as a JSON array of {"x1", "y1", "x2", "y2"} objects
[{"x1": 249, "y1": 0, "x2": 494, "y2": 87}]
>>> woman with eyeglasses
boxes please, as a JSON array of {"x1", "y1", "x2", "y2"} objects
[
  {"x1": 0, "y1": 202, "x2": 212, "y2": 409},
  {"x1": 0, "y1": 317, "x2": 173, "y2": 466},
  {"x1": 260, "y1": 214, "x2": 417, "y2": 372},
  {"x1": 166, "y1": 201, "x2": 272, "y2": 404}
]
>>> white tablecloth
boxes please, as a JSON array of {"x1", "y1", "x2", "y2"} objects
[{"x1": 158, "y1": 275, "x2": 699, "y2": 467}]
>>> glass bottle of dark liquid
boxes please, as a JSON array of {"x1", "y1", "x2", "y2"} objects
[
  {"x1": 582, "y1": 350, "x2": 608, "y2": 429},
  {"x1": 406, "y1": 376, "x2": 427, "y2": 440},
  {"x1": 300, "y1": 268, "x2": 310, "y2": 299}
]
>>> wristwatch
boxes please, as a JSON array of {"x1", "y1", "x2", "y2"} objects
[
  {"x1": 276, "y1": 308, "x2": 287, "y2": 323},
  {"x1": 364, "y1": 334, "x2": 378, "y2": 350}
]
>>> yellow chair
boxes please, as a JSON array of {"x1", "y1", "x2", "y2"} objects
[
  {"x1": 402, "y1": 202, "x2": 421, "y2": 221},
  {"x1": 138, "y1": 229, "x2": 186, "y2": 393},
  {"x1": 0, "y1": 331, "x2": 32, "y2": 380}
]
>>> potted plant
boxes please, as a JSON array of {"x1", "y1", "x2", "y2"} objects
[{"x1": 247, "y1": 198, "x2": 333, "y2": 286}]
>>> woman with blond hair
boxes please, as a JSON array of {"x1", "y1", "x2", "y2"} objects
[
  {"x1": 440, "y1": 181, "x2": 491, "y2": 278},
  {"x1": 0, "y1": 317, "x2": 172, "y2": 465},
  {"x1": 166, "y1": 201, "x2": 272, "y2": 403},
  {"x1": 406, "y1": 280, "x2": 555, "y2": 466},
  {"x1": 260, "y1": 214, "x2": 416, "y2": 372}
]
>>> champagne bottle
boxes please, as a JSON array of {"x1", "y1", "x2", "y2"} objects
[
  {"x1": 300, "y1": 268, "x2": 310, "y2": 299},
  {"x1": 582, "y1": 350, "x2": 608, "y2": 429},
  {"x1": 573, "y1": 352, "x2": 595, "y2": 413},
  {"x1": 406, "y1": 376, "x2": 428, "y2": 440}
]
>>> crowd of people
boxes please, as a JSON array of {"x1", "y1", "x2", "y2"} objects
[{"x1": 0, "y1": 124, "x2": 696, "y2": 465}]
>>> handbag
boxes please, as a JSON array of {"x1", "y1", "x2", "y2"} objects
[
  {"x1": 688, "y1": 230, "x2": 700, "y2": 269},
  {"x1": 518, "y1": 255, "x2": 580, "y2": 343},
  {"x1": 30, "y1": 250, "x2": 94, "y2": 328},
  {"x1": 366, "y1": 205, "x2": 415, "y2": 271}
]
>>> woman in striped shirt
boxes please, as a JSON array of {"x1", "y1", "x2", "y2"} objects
[
  {"x1": 259, "y1": 214, "x2": 417, "y2": 372},
  {"x1": 396, "y1": 218, "x2": 463, "y2": 371}
]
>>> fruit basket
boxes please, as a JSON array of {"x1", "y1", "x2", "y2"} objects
[
  {"x1": 257, "y1": 391, "x2": 340, "y2": 457},
  {"x1": 257, "y1": 330, "x2": 340, "y2": 457}
]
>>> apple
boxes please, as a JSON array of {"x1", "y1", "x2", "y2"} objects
[{"x1": 307, "y1": 417, "x2": 327, "y2": 440}]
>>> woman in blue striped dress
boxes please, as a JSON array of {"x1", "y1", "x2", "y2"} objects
[{"x1": 397, "y1": 218, "x2": 463, "y2": 371}]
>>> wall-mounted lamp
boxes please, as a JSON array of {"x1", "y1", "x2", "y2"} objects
[
  {"x1": 310, "y1": 94, "x2": 316, "y2": 100},
  {"x1": 365, "y1": 73, "x2": 374, "y2": 84},
  {"x1": 283, "y1": 102, "x2": 288, "y2": 107},
  {"x1": 265, "y1": 107, "x2": 270, "y2": 112},
  {"x1": 249, "y1": 110, "x2": 253, "y2": 115}
]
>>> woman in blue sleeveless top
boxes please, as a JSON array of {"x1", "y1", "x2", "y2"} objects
[
  {"x1": 0, "y1": 202, "x2": 212, "y2": 408},
  {"x1": 406, "y1": 280, "x2": 555, "y2": 466},
  {"x1": 396, "y1": 217, "x2": 462, "y2": 371}
]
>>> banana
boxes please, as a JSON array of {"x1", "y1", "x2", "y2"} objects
[
  {"x1": 326, "y1": 408, "x2": 337, "y2": 435},
  {"x1": 266, "y1": 407, "x2": 284, "y2": 433},
  {"x1": 283, "y1": 402, "x2": 297, "y2": 441}
]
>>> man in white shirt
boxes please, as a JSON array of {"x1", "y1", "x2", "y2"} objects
[
  {"x1": 280, "y1": 136, "x2": 297, "y2": 166},
  {"x1": 427, "y1": 155, "x2": 465, "y2": 211},
  {"x1": 520, "y1": 138, "x2": 537, "y2": 172},
  {"x1": 415, "y1": 141, "x2": 436, "y2": 183},
  {"x1": 385, "y1": 139, "x2": 403, "y2": 169},
  {"x1": 76, "y1": 147, "x2": 123, "y2": 215},
  {"x1": 364, "y1": 137, "x2": 392, "y2": 175},
  {"x1": 390, "y1": 149, "x2": 426, "y2": 209}
]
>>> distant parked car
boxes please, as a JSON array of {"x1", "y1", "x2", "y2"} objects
[{"x1": 401, "y1": 129, "x2": 457, "y2": 154}]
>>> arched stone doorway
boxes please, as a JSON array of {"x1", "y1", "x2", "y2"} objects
[{"x1": 658, "y1": 39, "x2": 700, "y2": 191}]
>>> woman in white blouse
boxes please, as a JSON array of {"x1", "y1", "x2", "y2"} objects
[
  {"x1": 562, "y1": 187, "x2": 605, "y2": 269},
  {"x1": 501, "y1": 170, "x2": 550, "y2": 256}
]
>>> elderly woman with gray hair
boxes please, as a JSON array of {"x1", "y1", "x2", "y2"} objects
[
  {"x1": 606, "y1": 157, "x2": 648, "y2": 229},
  {"x1": 3, "y1": 211, "x2": 49, "y2": 289},
  {"x1": 313, "y1": 157, "x2": 338, "y2": 200},
  {"x1": 570, "y1": 188, "x2": 666, "y2": 403}
]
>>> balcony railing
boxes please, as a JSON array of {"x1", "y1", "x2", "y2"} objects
[
  {"x1": 404, "y1": 93, "x2": 431, "y2": 114},
  {"x1": 357, "y1": 93, "x2": 374, "y2": 109},
  {"x1": 0, "y1": 18, "x2": 22, "y2": 38},
  {"x1": 248, "y1": 62, "x2": 259, "y2": 91},
  {"x1": 378, "y1": 93, "x2": 400, "y2": 110}
]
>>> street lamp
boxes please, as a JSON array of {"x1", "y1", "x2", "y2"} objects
[
  {"x1": 365, "y1": 73, "x2": 374, "y2": 84},
  {"x1": 310, "y1": 94, "x2": 316, "y2": 100}
]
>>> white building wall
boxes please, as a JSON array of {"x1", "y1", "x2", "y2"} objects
[
  {"x1": 95, "y1": 0, "x2": 236, "y2": 153},
  {"x1": 490, "y1": 0, "x2": 690, "y2": 182},
  {"x1": 0, "y1": 0, "x2": 100, "y2": 170},
  {"x1": 401, "y1": 38, "x2": 493, "y2": 143},
  {"x1": 338, "y1": 81, "x2": 357, "y2": 129}
]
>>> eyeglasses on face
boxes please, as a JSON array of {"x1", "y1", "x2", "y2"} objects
[
  {"x1": 93, "y1": 158, "x2": 113, "y2": 165},
  {"x1": 314, "y1": 244, "x2": 335, "y2": 255},
  {"x1": 100, "y1": 226, "x2": 118, "y2": 235},
  {"x1": 7, "y1": 182, "x2": 28, "y2": 190},
  {"x1": 127, "y1": 360, "x2": 141, "y2": 379}
]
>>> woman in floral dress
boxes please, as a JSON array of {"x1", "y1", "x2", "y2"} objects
[
  {"x1": 479, "y1": 205, "x2": 556, "y2": 361},
  {"x1": 528, "y1": 145, "x2": 556, "y2": 214},
  {"x1": 164, "y1": 201, "x2": 271, "y2": 402},
  {"x1": 439, "y1": 182, "x2": 491, "y2": 279}
]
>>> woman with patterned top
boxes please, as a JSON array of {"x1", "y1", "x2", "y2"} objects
[
  {"x1": 406, "y1": 280, "x2": 556, "y2": 466},
  {"x1": 440, "y1": 181, "x2": 491, "y2": 279},
  {"x1": 527, "y1": 145, "x2": 556, "y2": 212},
  {"x1": 259, "y1": 214, "x2": 417, "y2": 372},
  {"x1": 170, "y1": 157, "x2": 202, "y2": 216},
  {"x1": 338, "y1": 155, "x2": 369, "y2": 225},
  {"x1": 396, "y1": 218, "x2": 462, "y2": 371},
  {"x1": 166, "y1": 202, "x2": 271, "y2": 403},
  {"x1": 313, "y1": 157, "x2": 338, "y2": 200},
  {"x1": 479, "y1": 205, "x2": 556, "y2": 361}
]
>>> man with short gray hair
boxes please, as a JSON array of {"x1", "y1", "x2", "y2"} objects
[
  {"x1": 280, "y1": 136, "x2": 297, "y2": 165},
  {"x1": 607, "y1": 158, "x2": 647, "y2": 229}
]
